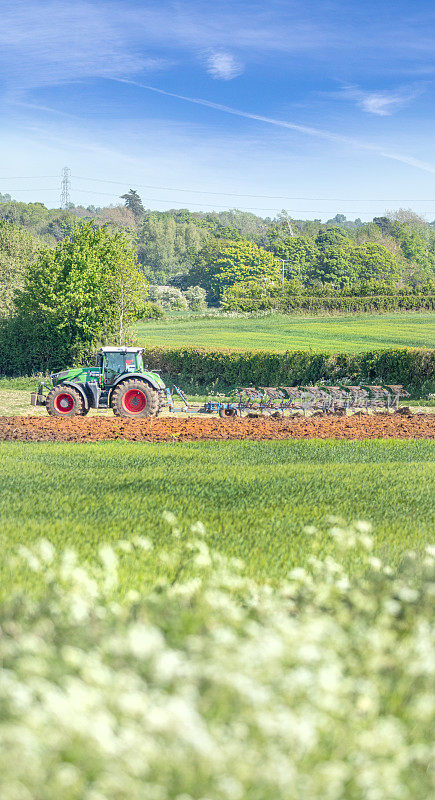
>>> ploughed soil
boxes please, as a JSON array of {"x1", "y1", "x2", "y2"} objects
[{"x1": 0, "y1": 412, "x2": 434, "y2": 443}]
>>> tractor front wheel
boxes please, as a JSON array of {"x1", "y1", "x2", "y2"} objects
[
  {"x1": 111, "y1": 379, "x2": 160, "y2": 418},
  {"x1": 46, "y1": 386, "x2": 84, "y2": 417}
]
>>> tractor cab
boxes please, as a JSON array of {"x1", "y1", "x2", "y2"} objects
[{"x1": 97, "y1": 347, "x2": 144, "y2": 387}]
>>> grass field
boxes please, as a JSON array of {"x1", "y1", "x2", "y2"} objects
[
  {"x1": 137, "y1": 311, "x2": 435, "y2": 352},
  {"x1": 1, "y1": 439, "x2": 433, "y2": 592}
]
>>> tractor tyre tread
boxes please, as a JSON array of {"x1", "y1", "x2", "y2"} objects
[
  {"x1": 111, "y1": 379, "x2": 160, "y2": 418},
  {"x1": 46, "y1": 385, "x2": 85, "y2": 418}
]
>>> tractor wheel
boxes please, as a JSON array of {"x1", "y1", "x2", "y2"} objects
[
  {"x1": 219, "y1": 408, "x2": 237, "y2": 418},
  {"x1": 111, "y1": 379, "x2": 160, "y2": 418},
  {"x1": 46, "y1": 386, "x2": 84, "y2": 418}
]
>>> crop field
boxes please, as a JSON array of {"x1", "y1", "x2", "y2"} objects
[
  {"x1": 1, "y1": 438, "x2": 433, "y2": 592},
  {"x1": 137, "y1": 311, "x2": 435, "y2": 352}
]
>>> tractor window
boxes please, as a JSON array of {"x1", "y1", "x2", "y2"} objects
[{"x1": 104, "y1": 353, "x2": 130, "y2": 384}]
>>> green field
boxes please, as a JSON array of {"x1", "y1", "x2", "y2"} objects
[
  {"x1": 137, "y1": 311, "x2": 435, "y2": 352},
  {"x1": 2, "y1": 439, "x2": 433, "y2": 591}
]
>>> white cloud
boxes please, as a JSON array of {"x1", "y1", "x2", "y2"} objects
[
  {"x1": 204, "y1": 51, "x2": 244, "y2": 80},
  {"x1": 340, "y1": 84, "x2": 423, "y2": 116}
]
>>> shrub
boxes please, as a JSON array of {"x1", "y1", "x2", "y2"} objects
[
  {"x1": 149, "y1": 285, "x2": 188, "y2": 310},
  {"x1": 138, "y1": 301, "x2": 165, "y2": 320},
  {"x1": 1, "y1": 522, "x2": 433, "y2": 800},
  {"x1": 184, "y1": 285, "x2": 207, "y2": 311}
]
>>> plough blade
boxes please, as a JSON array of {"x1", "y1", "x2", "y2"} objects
[{"x1": 234, "y1": 384, "x2": 409, "y2": 414}]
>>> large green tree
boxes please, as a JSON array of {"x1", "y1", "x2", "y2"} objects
[
  {"x1": 352, "y1": 243, "x2": 399, "y2": 283},
  {"x1": 138, "y1": 214, "x2": 206, "y2": 283},
  {"x1": 0, "y1": 222, "x2": 146, "y2": 375},
  {"x1": 312, "y1": 228, "x2": 355, "y2": 287},
  {"x1": 120, "y1": 189, "x2": 145, "y2": 219},
  {"x1": 186, "y1": 240, "x2": 281, "y2": 301},
  {"x1": 269, "y1": 237, "x2": 320, "y2": 280}
]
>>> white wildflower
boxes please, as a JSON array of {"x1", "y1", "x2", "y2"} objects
[
  {"x1": 162, "y1": 511, "x2": 177, "y2": 525},
  {"x1": 190, "y1": 521, "x2": 206, "y2": 536},
  {"x1": 127, "y1": 623, "x2": 164, "y2": 659},
  {"x1": 99, "y1": 544, "x2": 118, "y2": 573},
  {"x1": 133, "y1": 535, "x2": 152, "y2": 551},
  {"x1": 37, "y1": 539, "x2": 55, "y2": 563}
]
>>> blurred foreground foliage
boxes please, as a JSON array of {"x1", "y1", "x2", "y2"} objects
[{"x1": 1, "y1": 520, "x2": 434, "y2": 800}]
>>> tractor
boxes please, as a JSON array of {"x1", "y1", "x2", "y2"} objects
[{"x1": 30, "y1": 347, "x2": 166, "y2": 418}]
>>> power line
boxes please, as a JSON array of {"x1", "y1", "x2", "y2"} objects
[
  {"x1": 0, "y1": 176, "x2": 58, "y2": 180},
  {"x1": 62, "y1": 189, "x2": 435, "y2": 214},
  {"x1": 0, "y1": 188, "x2": 59, "y2": 192},
  {"x1": 1, "y1": 174, "x2": 435, "y2": 204},
  {"x1": 1, "y1": 176, "x2": 435, "y2": 216},
  {"x1": 72, "y1": 175, "x2": 435, "y2": 203},
  {"x1": 2, "y1": 184, "x2": 435, "y2": 215}
]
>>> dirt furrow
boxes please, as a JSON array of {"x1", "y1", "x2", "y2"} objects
[{"x1": 0, "y1": 413, "x2": 434, "y2": 442}]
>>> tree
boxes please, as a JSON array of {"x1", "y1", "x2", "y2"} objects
[
  {"x1": 0, "y1": 222, "x2": 147, "y2": 374},
  {"x1": 138, "y1": 215, "x2": 206, "y2": 283},
  {"x1": 312, "y1": 228, "x2": 355, "y2": 287},
  {"x1": 186, "y1": 240, "x2": 281, "y2": 301},
  {"x1": 269, "y1": 237, "x2": 319, "y2": 280},
  {"x1": 386, "y1": 208, "x2": 426, "y2": 226},
  {"x1": 373, "y1": 216, "x2": 395, "y2": 236},
  {"x1": 352, "y1": 243, "x2": 399, "y2": 283},
  {"x1": 0, "y1": 219, "x2": 39, "y2": 315},
  {"x1": 120, "y1": 189, "x2": 145, "y2": 218}
]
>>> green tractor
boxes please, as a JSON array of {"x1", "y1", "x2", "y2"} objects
[{"x1": 31, "y1": 347, "x2": 166, "y2": 418}]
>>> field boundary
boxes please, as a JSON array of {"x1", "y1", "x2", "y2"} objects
[{"x1": 145, "y1": 346, "x2": 435, "y2": 396}]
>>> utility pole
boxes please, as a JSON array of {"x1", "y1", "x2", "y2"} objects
[{"x1": 60, "y1": 166, "x2": 71, "y2": 209}]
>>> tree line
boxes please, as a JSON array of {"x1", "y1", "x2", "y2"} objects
[
  {"x1": 1, "y1": 191, "x2": 434, "y2": 303},
  {"x1": 0, "y1": 191, "x2": 434, "y2": 373}
]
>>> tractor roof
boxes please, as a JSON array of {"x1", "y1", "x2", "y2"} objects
[{"x1": 99, "y1": 347, "x2": 144, "y2": 353}]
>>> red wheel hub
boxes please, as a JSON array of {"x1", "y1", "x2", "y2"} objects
[
  {"x1": 54, "y1": 392, "x2": 75, "y2": 414},
  {"x1": 122, "y1": 388, "x2": 147, "y2": 413}
]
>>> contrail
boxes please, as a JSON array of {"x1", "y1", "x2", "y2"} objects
[{"x1": 113, "y1": 78, "x2": 435, "y2": 176}]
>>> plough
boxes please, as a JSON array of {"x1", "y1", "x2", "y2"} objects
[{"x1": 166, "y1": 384, "x2": 410, "y2": 417}]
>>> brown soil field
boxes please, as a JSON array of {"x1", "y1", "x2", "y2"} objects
[{"x1": 0, "y1": 412, "x2": 434, "y2": 443}]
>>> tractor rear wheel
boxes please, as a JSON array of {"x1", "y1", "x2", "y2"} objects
[
  {"x1": 46, "y1": 386, "x2": 84, "y2": 417},
  {"x1": 111, "y1": 379, "x2": 160, "y2": 418}
]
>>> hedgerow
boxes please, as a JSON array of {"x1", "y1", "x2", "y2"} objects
[
  {"x1": 222, "y1": 291, "x2": 435, "y2": 313},
  {"x1": 1, "y1": 521, "x2": 433, "y2": 800},
  {"x1": 146, "y1": 346, "x2": 435, "y2": 396}
]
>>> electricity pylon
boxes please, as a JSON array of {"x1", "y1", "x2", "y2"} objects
[{"x1": 60, "y1": 167, "x2": 71, "y2": 209}]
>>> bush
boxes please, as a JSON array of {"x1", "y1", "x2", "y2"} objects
[
  {"x1": 145, "y1": 346, "x2": 435, "y2": 397},
  {"x1": 138, "y1": 301, "x2": 165, "y2": 320},
  {"x1": 149, "y1": 285, "x2": 188, "y2": 310},
  {"x1": 1, "y1": 522, "x2": 433, "y2": 800},
  {"x1": 184, "y1": 285, "x2": 207, "y2": 311}
]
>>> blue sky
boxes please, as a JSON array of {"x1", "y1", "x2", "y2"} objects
[{"x1": 1, "y1": 0, "x2": 435, "y2": 219}]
